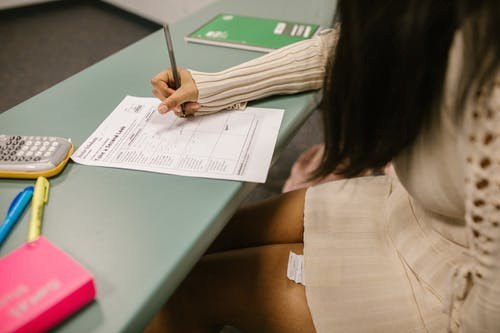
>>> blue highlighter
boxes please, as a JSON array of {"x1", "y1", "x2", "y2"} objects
[{"x1": 0, "y1": 186, "x2": 34, "y2": 246}]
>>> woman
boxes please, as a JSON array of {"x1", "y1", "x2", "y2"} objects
[{"x1": 148, "y1": 0, "x2": 499, "y2": 331}]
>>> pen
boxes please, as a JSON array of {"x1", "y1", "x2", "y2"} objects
[
  {"x1": 27, "y1": 176, "x2": 50, "y2": 242},
  {"x1": 0, "y1": 186, "x2": 34, "y2": 246},
  {"x1": 163, "y1": 24, "x2": 186, "y2": 117}
]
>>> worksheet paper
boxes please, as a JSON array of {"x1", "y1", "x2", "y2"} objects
[{"x1": 72, "y1": 96, "x2": 284, "y2": 183}]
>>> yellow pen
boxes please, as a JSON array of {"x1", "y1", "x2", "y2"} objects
[{"x1": 27, "y1": 176, "x2": 50, "y2": 242}]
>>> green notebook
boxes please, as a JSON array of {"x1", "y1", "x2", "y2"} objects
[{"x1": 185, "y1": 14, "x2": 320, "y2": 53}]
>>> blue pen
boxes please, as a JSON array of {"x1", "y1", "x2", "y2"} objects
[{"x1": 0, "y1": 186, "x2": 34, "y2": 246}]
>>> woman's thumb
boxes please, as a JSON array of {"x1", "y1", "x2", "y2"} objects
[{"x1": 163, "y1": 97, "x2": 178, "y2": 109}]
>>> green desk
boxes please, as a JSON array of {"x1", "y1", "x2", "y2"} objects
[{"x1": 0, "y1": 0, "x2": 336, "y2": 331}]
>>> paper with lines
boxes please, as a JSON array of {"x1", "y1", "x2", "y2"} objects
[{"x1": 72, "y1": 96, "x2": 283, "y2": 182}]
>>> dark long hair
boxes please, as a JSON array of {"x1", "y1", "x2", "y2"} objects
[{"x1": 316, "y1": 0, "x2": 500, "y2": 178}]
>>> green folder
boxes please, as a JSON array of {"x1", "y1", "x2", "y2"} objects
[{"x1": 185, "y1": 14, "x2": 320, "y2": 53}]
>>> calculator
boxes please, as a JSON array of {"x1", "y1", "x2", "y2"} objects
[{"x1": 0, "y1": 134, "x2": 74, "y2": 179}]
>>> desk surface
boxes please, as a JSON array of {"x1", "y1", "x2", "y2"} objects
[{"x1": 0, "y1": 0, "x2": 336, "y2": 331}]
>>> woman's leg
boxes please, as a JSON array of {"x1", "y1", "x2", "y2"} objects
[
  {"x1": 145, "y1": 243, "x2": 315, "y2": 333},
  {"x1": 207, "y1": 188, "x2": 307, "y2": 253}
]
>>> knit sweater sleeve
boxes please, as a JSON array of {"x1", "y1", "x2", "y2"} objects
[
  {"x1": 188, "y1": 28, "x2": 339, "y2": 114},
  {"x1": 455, "y1": 76, "x2": 500, "y2": 332}
]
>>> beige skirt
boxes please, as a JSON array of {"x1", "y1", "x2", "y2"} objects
[{"x1": 303, "y1": 175, "x2": 467, "y2": 332}]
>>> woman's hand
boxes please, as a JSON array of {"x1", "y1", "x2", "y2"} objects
[{"x1": 151, "y1": 68, "x2": 200, "y2": 117}]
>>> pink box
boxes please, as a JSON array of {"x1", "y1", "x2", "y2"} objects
[{"x1": 0, "y1": 237, "x2": 96, "y2": 333}]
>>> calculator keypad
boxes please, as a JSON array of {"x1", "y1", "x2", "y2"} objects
[{"x1": 0, "y1": 135, "x2": 72, "y2": 172}]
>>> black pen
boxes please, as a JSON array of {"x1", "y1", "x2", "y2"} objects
[{"x1": 163, "y1": 24, "x2": 186, "y2": 117}]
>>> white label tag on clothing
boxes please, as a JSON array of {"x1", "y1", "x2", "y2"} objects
[{"x1": 287, "y1": 251, "x2": 304, "y2": 285}]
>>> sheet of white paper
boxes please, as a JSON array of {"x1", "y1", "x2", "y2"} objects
[{"x1": 71, "y1": 96, "x2": 284, "y2": 183}]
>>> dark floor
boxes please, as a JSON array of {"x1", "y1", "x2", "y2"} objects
[
  {"x1": 0, "y1": 0, "x2": 324, "y2": 202},
  {"x1": 0, "y1": 0, "x2": 159, "y2": 113}
]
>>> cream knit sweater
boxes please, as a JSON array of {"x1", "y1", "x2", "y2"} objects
[
  {"x1": 190, "y1": 28, "x2": 500, "y2": 332},
  {"x1": 189, "y1": 29, "x2": 338, "y2": 113}
]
